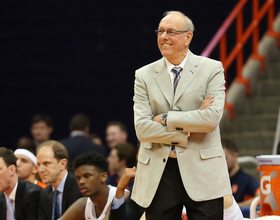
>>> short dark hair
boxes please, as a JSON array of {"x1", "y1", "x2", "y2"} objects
[
  {"x1": 0, "y1": 147, "x2": 16, "y2": 167},
  {"x1": 73, "y1": 152, "x2": 108, "y2": 174},
  {"x1": 37, "y1": 140, "x2": 68, "y2": 161},
  {"x1": 16, "y1": 136, "x2": 36, "y2": 154},
  {"x1": 222, "y1": 139, "x2": 238, "y2": 154},
  {"x1": 106, "y1": 121, "x2": 127, "y2": 133},
  {"x1": 115, "y1": 142, "x2": 137, "y2": 168},
  {"x1": 69, "y1": 113, "x2": 90, "y2": 131},
  {"x1": 31, "y1": 113, "x2": 53, "y2": 127}
]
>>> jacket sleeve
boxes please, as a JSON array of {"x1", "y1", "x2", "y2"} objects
[
  {"x1": 24, "y1": 185, "x2": 42, "y2": 220},
  {"x1": 167, "y1": 61, "x2": 225, "y2": 133},
  {"x1": 110, "y1": 202, "x2": 129, "y2": 220},
  {"x1": 38, "y1": 190, "x2": 49, "y2": 220}
]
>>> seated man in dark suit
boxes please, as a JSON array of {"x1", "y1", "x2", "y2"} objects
[
  {"x1": 60, "y1": 113, "x2": 106, "y2": 163},
  {"x1": 36, "y1": 140, "x2": 83, "y2": 220},
  {"x1": 0, "y1": 147, "x2": 42, "y2": 220}
]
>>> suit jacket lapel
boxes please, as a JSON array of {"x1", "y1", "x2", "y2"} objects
[
  {"x1": 46, "y1": 185, "x2": 53, "y2": 220},
  {"x1": 154, "y1": 57, "x2": 173, "y2": 106},
  {"x1": 174, "y1": 50, "x2": 198, "y2": 104},
  {"x1": 62, "y1": 173, "x2": 70, "y2": 213},
  {"x1": 15, "y1": 177, "x2": 25, "y2": 219}
]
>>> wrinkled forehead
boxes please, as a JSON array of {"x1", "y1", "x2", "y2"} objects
[{"x1": 37, "y1": 146, "x2": 56, "y2": 161}]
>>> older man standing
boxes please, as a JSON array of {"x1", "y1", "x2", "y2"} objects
[{"x1": 132, "y1": 11, "x2": 231, "y2": 220}]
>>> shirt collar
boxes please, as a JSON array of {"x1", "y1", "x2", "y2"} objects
[
  {"x1": 4, "y1": 182, "x2": 18, "y2": 201},
  {"x1": 53, "y1": 171, "x2": 68, "y2": 193},
  {"x1": 70, "y1": 131, "x2": 85, "y2": 137},
  {"x1": 164, "y1": 52, "x2": 188, "y2": 74}
]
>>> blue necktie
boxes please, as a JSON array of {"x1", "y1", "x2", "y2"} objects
[
  {"x1": 52, "y1": 190, "x2": 59, "y2": 220},
  {"x1": 171, "y1": 66, "x2": 183, "y2": 93},
  {"x1": 6, "y1": 197, "x2": 14, "y2": 220}
]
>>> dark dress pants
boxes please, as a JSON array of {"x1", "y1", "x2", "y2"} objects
[{"x1": 146, "y1": 158, "x2": 223, "y2": 220}]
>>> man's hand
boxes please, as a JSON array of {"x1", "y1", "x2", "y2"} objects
[
  {"x1": 153, "y1": 95, "x2": 213, "y2": 124},
  {"x1": 116, "y1": 167, "x2": 137, "y2": 199},
  {"x1": 199, "y1": 95, "x2": 213, "y2": 110},
  {"x1": 152, "y1": 114, "x2": 163, "y2": 124}
]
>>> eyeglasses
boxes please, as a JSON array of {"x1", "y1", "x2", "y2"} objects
[{"x1": 155, "y1": 29, "x2": 189, "y2": 36}]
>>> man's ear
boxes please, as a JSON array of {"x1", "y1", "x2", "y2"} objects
[
  {"x1": 9, "y1": 164, "x2": 17, "y2": 176},
  {"x1": 184, "y1": 31, "x2": 193, "y2": 47},
  {"x1": 100, "y1": 172, "x2": 108, "y2": 183},
  {"x1": 32, "y1": 164, "x2": 38, "y2": 175},
  {"x1": 59, "y1": 158, "x2": 68, "y2": 170},
  {"x1": 119, "y1": 159, "x2": 127, "y2": 167},
  {"x1": 47, "y1": 126, "x2": 53, "y2": 135},
  {"x1": 233, "y1": 152, "x2": 239, "y2": 163},
  {"x1": 121, "y1": 131, "x2": 128, "y2": 142},
  {"x1": 84, "y1": 126, "x2": 90, "y2": 136}
]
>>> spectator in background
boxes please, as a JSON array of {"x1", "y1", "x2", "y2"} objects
[
  {"x1": 36, "y1": 140, "x2": 82, "y2": 220},
  {"x1": 60, "y1": 113, "x2": 106, "y2": 164},
  {"x1": 105, "y1": 121, "x2": 128, "y2": 149},
  {"x1": 14, "y1": 148, "x2": 46, "y2": 188},
  {"x1": 16, "y1": 136, "x2": 36, "y2": 151},
  {"x1": 222, "y1": 139, "x2": 260, "y2": 207},
  {"x1": 0, "y1": 147, "x2": 42, "y2": 220},
  {"x1": 107, "y1": 142, "x2": 137, "y2": 191},
  {"x1": 105, "y1": 121, "x2": 128, "y2": 156},
  {"x1": 30, "y1": 113, "x2": 53, "y2": 147}
]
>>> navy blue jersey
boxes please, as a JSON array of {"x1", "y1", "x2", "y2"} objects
[{"x1": 231, "y1": 168, "x2": 260, "y2": 203}]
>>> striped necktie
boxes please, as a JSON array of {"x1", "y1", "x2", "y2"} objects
[
  {"x1": 52, "y1": 190, "x2": 60, "y2": 220},
  {"x1": 171, "y1": 66, "x2": 183, "y2": 93},
  {"x1": 171, "y1": 66, "x2": 183, "y2": 153}
]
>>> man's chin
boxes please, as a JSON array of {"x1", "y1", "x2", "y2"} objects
[
  {"x1": 37, "y1": 138, "x2": 47, "y2": 143},
  {"x1": 41, "y1": 178, "x2": 50, "y2": 184}
]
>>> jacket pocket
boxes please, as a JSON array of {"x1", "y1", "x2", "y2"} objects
[
  {"x1": 200, "y1": 147, "x2": 223, "y2": 160},
  {"x1": 138, "y1": 152, "x2": 151, "y2": 164}
]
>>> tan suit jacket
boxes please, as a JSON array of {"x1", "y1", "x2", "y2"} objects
[{"x1": 132, "y1": 50, "x2": 231, "y2": 208}]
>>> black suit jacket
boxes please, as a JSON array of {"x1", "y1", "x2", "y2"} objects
[
  {"x1": 60, "y1": 135, "x2": 106, "y2": 162},
  {"x1": 0, "y1": 177, "x2": 42, "y2": 220},
  {"x1": 110, "y1": 203, "x2": 128, "y2": 220},
  {"x1": 38, "y1": 171, "x2": 82, "y2": 220}
]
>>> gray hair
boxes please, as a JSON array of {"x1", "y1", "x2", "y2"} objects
[{"x1": 163, "y1": 11, "x2": 195, "y2": 32}]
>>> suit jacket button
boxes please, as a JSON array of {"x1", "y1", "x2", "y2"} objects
[{"x1": 163, "y1": 158, "x2": 166, "y2": 163}]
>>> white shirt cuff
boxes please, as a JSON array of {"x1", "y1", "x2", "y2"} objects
[{"x1": 111, "y1": 196, "x2": 125, "y2": 210}]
